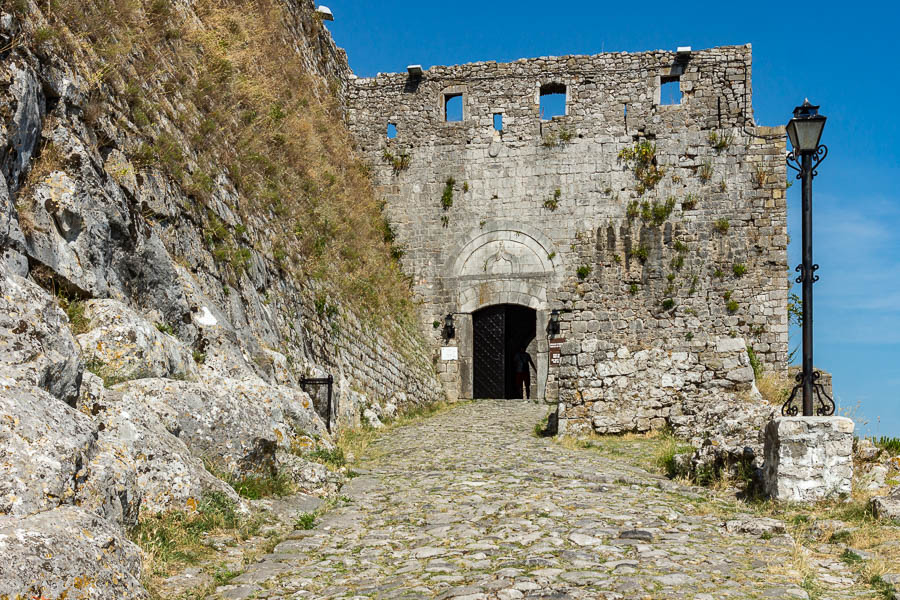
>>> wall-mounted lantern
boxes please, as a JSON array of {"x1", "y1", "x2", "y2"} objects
[
  {"x1": 442, "y1": 314, "x2": 455, "y2": 340},
  {"x1": 547, "y1": 309, "x2": 561, "y2": 336}
]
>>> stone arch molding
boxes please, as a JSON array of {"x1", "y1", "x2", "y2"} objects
[{"x1": 443, "y1": 221, "x2": 561, "y2": 312}]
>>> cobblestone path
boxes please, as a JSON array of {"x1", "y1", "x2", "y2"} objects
[{"x1": 219, "y1": 400, "x2": 870, "y2": 600}]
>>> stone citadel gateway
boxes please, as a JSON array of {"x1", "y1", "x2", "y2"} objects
[{"x1": 347, "y1": 44, "x2": 789, "y2": 434}]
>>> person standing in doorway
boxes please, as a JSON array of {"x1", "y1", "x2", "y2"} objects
[{"x1": 513, "y1": 346, "x2": 536, "y2": 400}]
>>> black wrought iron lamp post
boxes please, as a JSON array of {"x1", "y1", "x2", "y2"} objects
[{"x1": 783, "y1": 99, "x2": 834, "y2": 417}]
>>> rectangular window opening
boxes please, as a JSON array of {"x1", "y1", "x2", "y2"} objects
[
  {"x1": 493, "y1": 113, "x2": 503, "y2": 132},
  {"x1": 539, "y1": 83, "x2": 567, "y2": 121},
  {"x1": 660, "y1": 76, "x2": 682, "y2": 106},
  {"x1": 444, "y1": 93, "x2": 463, "y2": 122},
  {"x1": 386, "y1": 123, "x2": 398, "y2": 139}
]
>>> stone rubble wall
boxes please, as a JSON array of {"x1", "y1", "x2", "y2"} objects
[
  {"x1": 347, "y1": 45, "x2": 788, "y2": 435},
  {"x1": 557, "y1": 336, "x2": 759, "y2": 435}
]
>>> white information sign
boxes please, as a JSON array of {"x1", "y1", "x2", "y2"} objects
[{"x1": 441, "y1": 346, "x2": 459, "y2": 361}]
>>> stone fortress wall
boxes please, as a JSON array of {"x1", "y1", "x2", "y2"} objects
[{"x1": 346, "y1": 45, "x2": 790, "y2": 434}]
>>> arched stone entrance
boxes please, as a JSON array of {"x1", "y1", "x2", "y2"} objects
[{"x1": 442, "y1": 222, "x2": 560, "y2": 401}]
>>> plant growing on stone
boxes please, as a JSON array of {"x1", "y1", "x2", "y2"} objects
[
  {"x1": 714, "y1": 267, "x2": 724, "y2": 279},
  {"x1": 441, "y1": 177, "x2": 455, "y2": 209},
  {"x1": 726, "y1": 299, "x2": 739, "y2": 313},
  {"x1": 788, "y1": 292, "x2": 803, "y2": 327},
  {"x1": 629, "y1": 283, "x2": 639, "y2": 295},
  {"x1": 746, "y1": 345, "x2": 763, "y2": 379},
  {"x1": 681, "y1": 194, "x2": 697, "y2": 210},
  {"x1": 670, "y1": 254, "x2": 685, "y2": 271},
  {"x1": 441, "y1": 215, "x2": 450, "y2": 228},
  {"x1": 576, "y1": 265, "x2": 592, "y2": 280},
  {"x1": 698, "y1": 160, "x2": 713, "y2": 183},
  {"x1": 754, "y1": 163, "x2": 770, "y2": 187},
  {"x1": 639, "y1": 197, "x2": 675, "y2": 226},
  {"x1": 541, "y1": 132, "x2": 559, "y2": 148},
  {"x1": 618, "y1": 141, "x2": 665, "y2": 194},
  {"x1": 708, "y1": 130, "x2": 733, "y2": 152},
  {"x1": 462, "y1": 181, "x2": 469, "y2": 193},
  {"x1": 732, "y1": 263, "x2": 747, "y2": 277},
  {"x1": 223, "y1": 470, "x2": 293, "y2": 500},
  {"x1": 544, "y1": 189, "x2": 561, "y2": 211},
  {"x1": 631, "y1": 245, "x2": 649, "y2": 263},
  {"x1": 661, "y1": 298, "x2": 675, "y2": 311},
  {"x1": 714, "y1": 218, "x2": 730, "y2": 234},
  {"x1": 559, "y1": 127, "x2": 575, "y2": 143},
  {"x1": 57, "y1": 295, "x2": 90, "y2": 335},
  {"x1": 612, "y1": 254, "x2": 621, "y2": 264},
  {"x1": 719, "y1": 180, "x2": 728, "y2": 193},
  {"x1": 626, "y1": 200, "x2": 640, "y2": 219},
  {"x1": 155, "y1": 322, "x2": 175, "y2": 335},
  {"x1": 295, "y1": 512, "x2": 317, "y2": 530},
  {"x1": 382, "y1": 149, "x2": 410, "y2": 174}
]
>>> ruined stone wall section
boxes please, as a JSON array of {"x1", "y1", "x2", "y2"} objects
[{"x1": 347, "y1": 45, "x2": 789, "y2": 430}]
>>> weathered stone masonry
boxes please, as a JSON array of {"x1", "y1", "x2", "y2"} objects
[{"x1": 346, "y1": 45, "x2": 789, "y2": 434}]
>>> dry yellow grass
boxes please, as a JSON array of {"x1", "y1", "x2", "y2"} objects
[
  {"x1": 39, "y1": 0, "x2": 417, "y2": 327},
  {"x1": 16, "y1": 139, "x2": 64, "y2": 235},
  {"x1": 757, "y1": 370, "x2": 794, "y2": 406}
]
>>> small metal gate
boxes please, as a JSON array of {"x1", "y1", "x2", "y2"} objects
[
  {"x1": 299, "y1": 375, "x2": 333, "y2": 433},
  {"x1": 473, "y1": 306, "x2": 506, "y2": 398}
]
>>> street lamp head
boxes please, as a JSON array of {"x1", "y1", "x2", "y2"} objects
[{"x1": 786, "y1": 99, "x2": 826, "y2": 153}]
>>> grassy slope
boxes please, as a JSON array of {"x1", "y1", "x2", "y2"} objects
[{"x1": 21, "y1": 0, "x2": 413, "y2": 326}]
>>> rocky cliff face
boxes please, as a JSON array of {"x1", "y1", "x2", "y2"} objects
[{"x1": 0, "y1": 0, "x2": 440, "y2": 596}]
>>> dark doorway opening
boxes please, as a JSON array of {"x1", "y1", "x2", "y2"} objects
[{"x1": 473, "y1": 304, "x2": 536, "y2": 399}]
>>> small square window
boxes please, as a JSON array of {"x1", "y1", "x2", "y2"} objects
[
  {"x1": 445, "y1": 93, "x2": 463, "y2": 122},
  {"x1": 386, "y1": 123, "x2": 398, "y2": 139},
  {"x1": 540, "y1": 83, "x2": 567, "y2": 121},
  {"x1": 660, "y1": 76, "x2": 682, "y2": 106},
  {"x1": 493, "y1": 113, "x2": 503, "y2": 131}
]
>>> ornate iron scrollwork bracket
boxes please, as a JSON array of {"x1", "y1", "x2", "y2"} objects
[
  {"x1": 781, "y1": 369, "x2": 836, "y2": 416},
  {"x1": 787, "y1": 145, "x2": 828, "y2": 179},
  {"x1": 794, "y1": 263, "x2": 820, "y2": 284}
]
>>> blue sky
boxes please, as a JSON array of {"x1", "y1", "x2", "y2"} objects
[{"x1": 325, "y1": 1, "x2": 900, "y2": 437}]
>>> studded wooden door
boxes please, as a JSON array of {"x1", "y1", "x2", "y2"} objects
[{"x1": 473, "y1": 306, "x2": 505, "y2": 399}]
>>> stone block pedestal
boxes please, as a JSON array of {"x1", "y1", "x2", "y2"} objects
[{"x1": 763, "y1": 417, "x2": 854, "y2": 502}]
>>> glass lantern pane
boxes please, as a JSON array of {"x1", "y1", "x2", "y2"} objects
[{"x1": 795, "y1": 119, "x2": 825, "y2": 151}]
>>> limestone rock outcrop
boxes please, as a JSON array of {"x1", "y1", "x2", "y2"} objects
[
  {"x1": 872, "y1": 486, "x2": 900, "y2": 521},
  {"x1": 113, "y1": 376, "x2": 328, "y2": 480},
  {"x1": 0, "y1": 507, "x2": 147, "y2": 599},
  {"x1": 77, "y1": 299, "x2": 199, "y2": 383},
  {"x1": 0, "y1": 270, "x2": 83, "y2": 405},
  {"x1": 0, "y1": 379, "x2": 97, "y2": 518}
]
